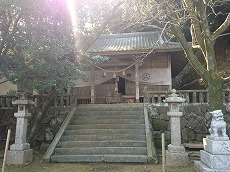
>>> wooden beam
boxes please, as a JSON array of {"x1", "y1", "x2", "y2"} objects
[
  {"x1": 168, "y1": 54, "x2": 172, "y2": 91},
  {"x1": 99, "y1": 62, "x2": 132, "y2": 67}
]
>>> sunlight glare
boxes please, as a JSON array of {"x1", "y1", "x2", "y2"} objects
[{"x1": 67, "y1": 0, "x2": 80, "y2": 55}]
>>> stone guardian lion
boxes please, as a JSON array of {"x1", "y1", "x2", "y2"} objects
[{"x1": 209, "y1": 110, "x2": 228, "y2": 138}]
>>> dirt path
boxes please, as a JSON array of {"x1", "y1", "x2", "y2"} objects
[{"x1": 1, "y1": 152, "x2": 196, "y2": 172}]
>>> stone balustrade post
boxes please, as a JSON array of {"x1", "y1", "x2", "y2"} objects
[{"x1": 164, "y1": 89, "x2": 188, "y2": 166}]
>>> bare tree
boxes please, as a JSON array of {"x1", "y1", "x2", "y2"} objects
[{"x1": 117, "y1": 0, "x2": 230, "y2": 110}]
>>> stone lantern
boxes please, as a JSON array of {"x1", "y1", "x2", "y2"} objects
[
  {"x1": 164, "y1": 89, "x2": 188, "y2": 166},
  {"x1": 6, "y1": 99, "x2": 34, "y2": 165}
]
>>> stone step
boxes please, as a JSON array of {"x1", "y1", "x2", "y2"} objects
[
  {"x1": 75, "y1": 111, "x2": 143, "y2": 116},
  {"x1": 51, "y1": 154, "x2": 147, "y2": 163},
  {"x1": 58, "y1": 141, "x2": 147, "y2": 148},
  {"x1": 49, "y1": 103, "x2": 148, "y2": 163},
  {"x1": 78, "y1": 103, "x2": 143, "y2": 107},
  {"x1": 61, "y1": 134, "x2": 146, "y2": 142},
  {"x1": 71, "y1": 119, "x2": 145, "y2": 125},
  {"x1": 73, "y1": 112, "x2": 144, "y2": 119},
  {"x1": 76, "y1": 104, "x2": 144, "y2": 111},
  {"x1": 54, "y1": 147, "x2": 147, "y2": 155},
  {"x1": 64, "y1": 129, "x2": 145, "y2": 135},
  {"x1": 76, "y1": 108, "x2": 143, "y2": 111},
  {"x1": 76, "y1": 109, "x2": 143, "y2": 112},
  {"x1": 67, "y1": 124, "x2": 145, "y2": 130}
]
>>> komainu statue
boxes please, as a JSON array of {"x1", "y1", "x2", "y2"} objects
[{"x1": 209, "y1": 110, "x2": 228, "y2": 138}]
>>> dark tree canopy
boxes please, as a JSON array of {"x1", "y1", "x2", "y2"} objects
[{"x1": 0, "y1": 0, "x2": 121, "y2": 94}]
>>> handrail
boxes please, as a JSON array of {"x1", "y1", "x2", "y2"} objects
[
  {"x1": 144, "y1": 104, "x2": 158, "y2": 163},
  {"x1": 43, "y1": 106, "x2": 77, "y2": 162}
]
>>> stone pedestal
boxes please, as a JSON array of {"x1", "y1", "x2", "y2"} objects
[
  {"x1": 7, "y1": 149, "x2": 33, "y2": 165},
  {"x1": 166, "y1": 144, "x2": 188, "y2": 166},
  {"x1": 195, "y1": 110, "x2": 230, "y2": 172},
  {"x1": 6, "y1": 99, "x2": 34, "y2": 165},
  {"x1": 164, "y1": 89, "x2": 188, "y2": 166},
  {"x1": 195, "y1": 138, "x2": 230, "y2": 171}
]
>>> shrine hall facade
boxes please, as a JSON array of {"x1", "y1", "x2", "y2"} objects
[{"x1": 73, "y1": 32, "x2": 187, "y2": 104}]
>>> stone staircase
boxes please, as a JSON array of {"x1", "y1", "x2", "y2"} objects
[{"x1": 49, "y1": 104, "x2": 150, "y2": 163}]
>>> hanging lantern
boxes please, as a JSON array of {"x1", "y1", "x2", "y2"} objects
[
  {"x1": 103, "y1": 71, "x2": 107, "y2": 77},
  {"x1": 122, "y1": 70, "x2": 125, "y2": 76},
  {"x1": 113, "y1": 72, "x2": 116, "y2": 78}
]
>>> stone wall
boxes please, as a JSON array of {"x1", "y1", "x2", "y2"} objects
[
  {"x1": 147, "y1": 104, "x2": 230, "y2": 148},
  {"x1": 0, "y1": 107, "x2": 70, "y2": 148},
  {"x1": 34, "y1": 107, "x2": 71, "y2": 143},
  {"x1": 0, "y1": 109, "x2": 17, "y2": 148}
]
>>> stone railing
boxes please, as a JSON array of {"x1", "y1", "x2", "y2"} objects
[
  {"x1": 0, "y1": 94, "x2": 73, "y2": 109},
  {"x1": 1, "y1": 89, "x2": 230, "y2": 108},
  {"x1": 32, "y1": 94, "x2": 73, "y2": 107},
  {"x1": 76, "y1": 98, "x2": 91, "y2": 105},
  {"x1": 0, "y1": 95, "x2": 17, "y2": 108},
  {"x1": 144, "y1": 89, "x2": 230, "y2": 104}
]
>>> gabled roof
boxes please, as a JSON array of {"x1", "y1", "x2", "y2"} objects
[{"x1": 77, "y1": 32, "x2": 183, "y2": 55}]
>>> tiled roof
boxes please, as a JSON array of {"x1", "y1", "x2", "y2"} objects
[{"x1": 77, "y1": 32, "x2": 183, "y2": 54}]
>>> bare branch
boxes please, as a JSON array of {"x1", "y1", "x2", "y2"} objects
[
  {"x1": 212, "y1": 12, "x2": 230, "y2": 40},
  {"x1": 170, "y1": 24, "x2": 207, "y2": 79},
  {"x1": 183, "y1": 0, "x2": 206, "y2": 52},
  {"x1": 222, "y1": 76, "x2": 230, "y2": 81},
  {"x1": 215, "y1": 32, "x2": 230, "y2": 39},
  {"x1": 192, "y1": 45, "x2": 201, "y2": 49},
  {"x1": 0, "y1": 80, "x2": 8, "y2": 85},
  {"x1": 2, "y1": 12, "x2": 22, "y2": 55}
]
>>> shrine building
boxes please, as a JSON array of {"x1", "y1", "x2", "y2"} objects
[{"x1": 73, "y1": 32, "x2": 187, "y2": 104}]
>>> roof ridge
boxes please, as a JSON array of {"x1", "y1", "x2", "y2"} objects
[
  {"x1": 99, "y1": 31, "x2": 160, "y2": 39},
  {"x1": 77, "y1": 31, "x2": 183, "y2": 54}
]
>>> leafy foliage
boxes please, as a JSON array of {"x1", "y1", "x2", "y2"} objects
[
  {"x1": 0, "y1": 0, "x2": 107, "y2": 94},
  {"x1": 0, "y1": 0, "x2": 123, "y2": 142},
  {"x1": 0, "y1": 0, "x2": 123, "y2": 95}
]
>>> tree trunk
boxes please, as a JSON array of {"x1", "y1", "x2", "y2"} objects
[
  {"x1": 173, "y1": 50, "x2": 205, "y2": 89},
  {"x1": 28, "y1": 90, "x2": 59, "y2": 143},
  {"x1": 207, "y1": 72, "x2": 223, "y2": 111}
]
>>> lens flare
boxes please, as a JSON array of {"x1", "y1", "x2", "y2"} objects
[
  {"x1": 67, "y1": 0, "x2": 80, "y2": 57},
  {"x1": 67, "y1": 0, "x2": 78, "y2": 33}
]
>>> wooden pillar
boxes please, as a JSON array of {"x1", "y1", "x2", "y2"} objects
[
  {"x1": 167, "y1": 53, "x2": 172, "y2": 92},
  {"x1": 90, "y1": 65, "x2": 95, "y2": 104},
  {"x1": 135, "y1": 63, "x2": 140, "y2": 103},
  {"x1": 114, "y1": 76, "x2": 118, "y2": 93}
]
